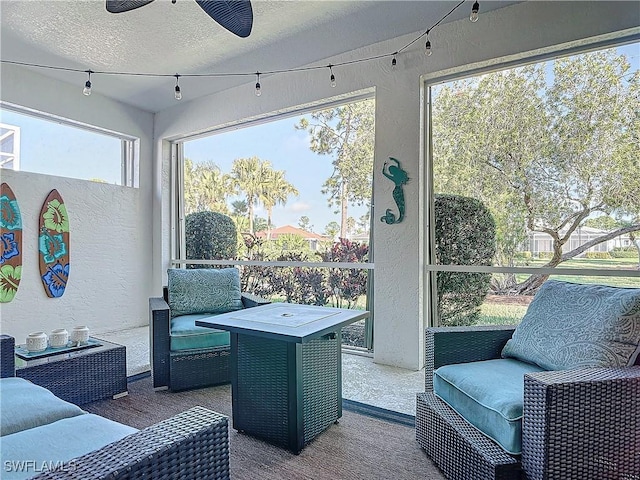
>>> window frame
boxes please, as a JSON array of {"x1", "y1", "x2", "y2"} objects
[
  {"x1": 422, "y1": 33, "x2": 640, "y2": 327},
  {"x1": 0, "y1": 101, "x2": 139, "y2": 187}
]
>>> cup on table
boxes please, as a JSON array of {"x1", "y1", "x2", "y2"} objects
[
  {"x1": 71, "y1": 326, "x2": 90, "y2": 345},
  {"x1": 26, "y1": 332, "x2": 48, "y2": 352},
  {"x1": 49, "y1": 328, "x2": 69, "y2": 348}
]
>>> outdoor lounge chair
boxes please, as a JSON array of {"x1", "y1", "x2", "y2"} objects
[
  {"x1": 416, "y1": 280, "x2": 640, "y2": 480},
  {"x1": 149, "y1": 267, "x2": 269, "y2": 391}
]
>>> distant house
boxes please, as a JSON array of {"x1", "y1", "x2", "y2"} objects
[
  {"x1": 525, "y1": 226, "x2": 633, "y2": 256},
  {"x1": 255, "y1": 225, "x2": 330, "y2": 251}
]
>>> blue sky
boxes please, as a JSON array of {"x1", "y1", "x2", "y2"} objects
[{"x1": 184, "y1": 112, "x2": 370, "y2": 232}]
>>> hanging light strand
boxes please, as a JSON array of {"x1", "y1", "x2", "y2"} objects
[
  {"x1": 174, "y1": 74, "x2": 182, "y2": 100},
  {"x1": 2, "y1": 0, "x2": 476, "y2": 98},
  {"x1": 83, "y1": 70, "x2": 93, "y2": 96},
  {"x1": 329, "y1": 64, "x2": 336, "y2": 87}
]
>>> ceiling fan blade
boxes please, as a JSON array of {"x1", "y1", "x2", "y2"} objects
[
  {"x1": 106, "y1": 0, "x2": 155, "y2": 14},
  {"x1": 195, "y1": 0, "x2": 253, "y2": 38}
]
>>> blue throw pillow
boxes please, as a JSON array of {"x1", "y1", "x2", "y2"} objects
[
  {"x1": 167, "y1": 268, "x2": 243, "y2": 317},
  {"x1": 502, "y1": 280, "x2": 640, "y2": 370}
]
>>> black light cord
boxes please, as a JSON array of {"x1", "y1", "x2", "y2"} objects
[{"x1": 0, "y1": 0, "x2": 475, "y2": 94}]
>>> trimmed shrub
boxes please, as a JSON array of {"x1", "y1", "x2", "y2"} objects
[
  {"x1": 185, "y1": 211, "x2": 237, "y2": 268},
  {"x1": 434, "y1": 194, "x2": 496, "y2": 326},
  {"x1": 610, "y1": 247, "x2": 638, "y2": 258},
  {"x1": 585, "y1": 251, "x2": 612, "y2": 259}
]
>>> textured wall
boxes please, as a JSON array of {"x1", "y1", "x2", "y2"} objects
[
  {"x1": 0, "y1": 65, "x2": 154, "y2": 343},
  {"x1": 154, "y1": 1, "x2": 639, "y2": 370}
]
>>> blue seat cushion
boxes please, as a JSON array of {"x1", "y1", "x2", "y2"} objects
[
  {"x1": 502, "y1": 280, "x2": 640, "y2": 370},
  {"x1": 433, "y1": 358, "x2": 546, "y2": 455},
  {"x1": 167, "y1": 267, "x2": 243, "y2": 318},
  {"x1": 170, "y1": 313, "x2": 230, "y2": 351},
  {"x1": 0, "y1": 413, "x2": 138, "y2": 480},
  {"x1": 0, "y1": 378, "x2": 85, "y2": 436}
]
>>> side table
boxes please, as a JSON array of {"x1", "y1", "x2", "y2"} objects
[{"x1": 15, "y1": 337, "x2": 128, "y2": 405}]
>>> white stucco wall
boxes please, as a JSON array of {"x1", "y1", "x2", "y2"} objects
[
  {"x1": 0, "y1": 64, "x2": 155, "y2": 343},
  {"x1": 148, "y1": 1, "x2": 638, "y2": 370}
]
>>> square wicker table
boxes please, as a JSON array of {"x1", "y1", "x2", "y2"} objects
[
  {"x1": 196, "y1": 303, "x2": 369, "y2": 453},
  {"x1": 15, "y1": 337, "x2": 128, "y2": 405}
]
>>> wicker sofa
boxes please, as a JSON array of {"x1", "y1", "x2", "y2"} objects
[
  {"x1": 0, "y1": 335, "x2": 230, "y2": 480},
  {"x1": 416, "y1": 280, "x2": 640, "y2": 480},
  {"x1": 150, "y1": 267, "x2": 269, "y2": 391}
]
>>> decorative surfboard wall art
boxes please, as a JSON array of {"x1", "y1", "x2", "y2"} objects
[
  {"x1": 38, "y1": 189, "x2": 70, "y2": 298},
  {"x1": 0, "y1": 183, "x2": 23, "y2": 303}
]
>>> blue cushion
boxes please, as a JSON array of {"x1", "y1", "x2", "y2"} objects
[
  {"x1": 434, "y1": 358, "x2": 546, "y2": 455},
  {"x1": 0, "y1": 413, "x2": 138, "y2": 480},
  {"x1": 167, "y1": 268, "x2": 243, "y2": 318},
  {"x1": 0, "y1": 378, "x2": 85, "y2": 436},
  {"x1": 170, "y1": 314, "x2": 230, "y2": 351},
  {"x1": 502, "y1": 280, "x2": 640, "y2": 370}
]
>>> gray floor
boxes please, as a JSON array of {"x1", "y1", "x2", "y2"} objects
[{"x1": 97, "y1": 325, "x2": 424, "y2": 416}]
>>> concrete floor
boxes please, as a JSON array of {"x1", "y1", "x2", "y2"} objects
[{"x1": 97, "y1": 325, "x2": 424, "y2": 416}]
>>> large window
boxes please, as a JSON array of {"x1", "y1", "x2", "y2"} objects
[
  {"x1": 0, "y1": 105, "x2": 137, "y2": 186},
  {"x1": 426, "y1": 41, "x2": 640, "y2": 327},
  {"x1": 173, "y1": 97, "x2": 375, "y2": 349}
]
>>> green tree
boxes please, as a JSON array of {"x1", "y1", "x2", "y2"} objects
[
  {"x1": 298, "y1": 216, "x2": 313, "y2": 232},
  {"x1": 432, "y1": 48, "x2": 640, "y2": 294},
  {"x1": 296, "y1": 99, "x2": 375, "y2": 238},
  {"x1": 231, "y1": 200, "x2": 248, "y2": 217},
  {"x1": 184, "y1": 159, "x2": 230, "y2": 214},
  {"x1": 230, "y1": 156, "x2": 271, "y2": 233},
  {"x1": 260, "y1": 169, "x2": 299, "y2": 239},
  {"x1": 324, "y1": 221, "x2": 340, "y2": 240}
]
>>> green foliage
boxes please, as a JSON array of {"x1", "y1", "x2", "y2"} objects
[
  {"x1": 183, "y1": 159, "x2": 230, "y2": 215},
  {"x1": 185, "y1": 211, "x2": 237, "y2": 268},
  {"x1": 321, "y1": 238, "x2": 369, "y2": 308},
  {"x1": 584, "y1": 215, "x2": 620, "y2": 231},
  {"x1": 296, "y1": 98, "x2": 375, "y2": 238},
  {"x1": 610, "y1": 247, "x2": 638, "y2": 258},
  {"x1": 585, "y1": 251, "x2": 612, "y2": 259},
  {"x1": 434, "y1": 195, "x2": 496, "y2": 326},
  {"x1": 432, "y1": 47, "x2": 640, "y2": 294}
]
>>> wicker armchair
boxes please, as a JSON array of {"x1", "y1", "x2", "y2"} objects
[
  {"x1": 416, "y1": 325, "x2": 640, "y2": 480},
  {"x1": 150, "y1": 287, "x2": 269, "y2": 391}
]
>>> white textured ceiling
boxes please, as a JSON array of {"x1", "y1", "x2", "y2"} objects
[{"x1": 1, "y1": 0, "x2": 519, "y2": 113}]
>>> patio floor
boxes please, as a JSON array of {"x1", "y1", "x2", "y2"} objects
[{"x1": 96, "y1": 325, "x2": 424, "y2": 416}]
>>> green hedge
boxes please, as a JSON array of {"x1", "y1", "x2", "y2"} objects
[
  {"x1": 585, "y1": 251, "x2": 612, "y2": 259},
  {"x1": 434, "y1": 194, "x2": 496, "y2": 327},
  {"x1": 185, "y1": 211, "x2": 237, "y2": 268}
]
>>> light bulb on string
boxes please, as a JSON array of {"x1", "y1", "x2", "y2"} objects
[
  {"x1": 255, "y1": 72, "x2": 262, "y2": 96},
  {"x1": 174, "y1": 74, "x2": 182, "y2": 100},
  {"x1": 391, "y1": 52, "x2": 397, "y2": 67},
  {"x1": 329, "y1": 65, "x2": 336, "y2": 88},
  {"x1": 470, "y1": 1, "x2": 479, "y2": 22},
  {"x1": 83, "y1": 70, "x2": 92, "y2": 96},
  {"x1": 425, "y1": 38, "x2": 432, "y2": 56}
]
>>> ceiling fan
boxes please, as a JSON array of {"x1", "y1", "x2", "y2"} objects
[{"x1": 105, "y1": 0, "x2": 253, "y2": 38}]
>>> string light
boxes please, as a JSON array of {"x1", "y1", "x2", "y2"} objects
[
  {"x1": 174, "y1": 74, "x2": 182, "y2": 100},
  {"x1": 255, "y1": 72, "x2": 261, "y2": 96},
  {"x1": 3, "y1": 0, "x2": 475, "y2": 99},
  {"x1": 470, "y1": 1, "x2": 479, "y2": 22},
  {"x1": 83, "y1": 70, "x2": 92, "y2": 96},
  {"x1": 329, "y1": 65, "x2": 336, "y2": 88}
]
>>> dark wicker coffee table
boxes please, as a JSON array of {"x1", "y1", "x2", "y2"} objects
[
  {"x1": 196, "y1": 303, "x2": 368, "y2": 453},
  {"x1": 15, "y1": 337, "x2": 128, "y2": 405}
]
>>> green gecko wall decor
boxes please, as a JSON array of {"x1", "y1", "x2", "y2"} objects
[{"x1": 380, "y1": 157, "x2": 409, "y2": 225}]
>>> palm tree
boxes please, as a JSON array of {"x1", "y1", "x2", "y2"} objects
[
  {"x1": 261, "y1": 169, "x2": 299, "y2": 239},
  {"x1": 183, "y1": 159, "x2": 230, "y2": 214},
  {"x1": 230, "y1": 157, "x2": 271, "y2": 233}
]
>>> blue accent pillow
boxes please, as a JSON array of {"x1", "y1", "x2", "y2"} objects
[
  {"x1": 502, "y1": 280, "x2": 640, "y2": 370},
  {"x1": 167, "y1": 268, "x2": 243, "y2": 318}
]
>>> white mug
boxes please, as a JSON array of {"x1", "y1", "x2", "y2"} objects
[
  {"x1": 26, "y1": 332, "x2": 48, "y2": 352},
  {"x1": 71, "y1": 325, "x2": 90, "y2": 345},
  {"x1": 50, "y1": 328, "x2": 69, "y2": 348}
]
